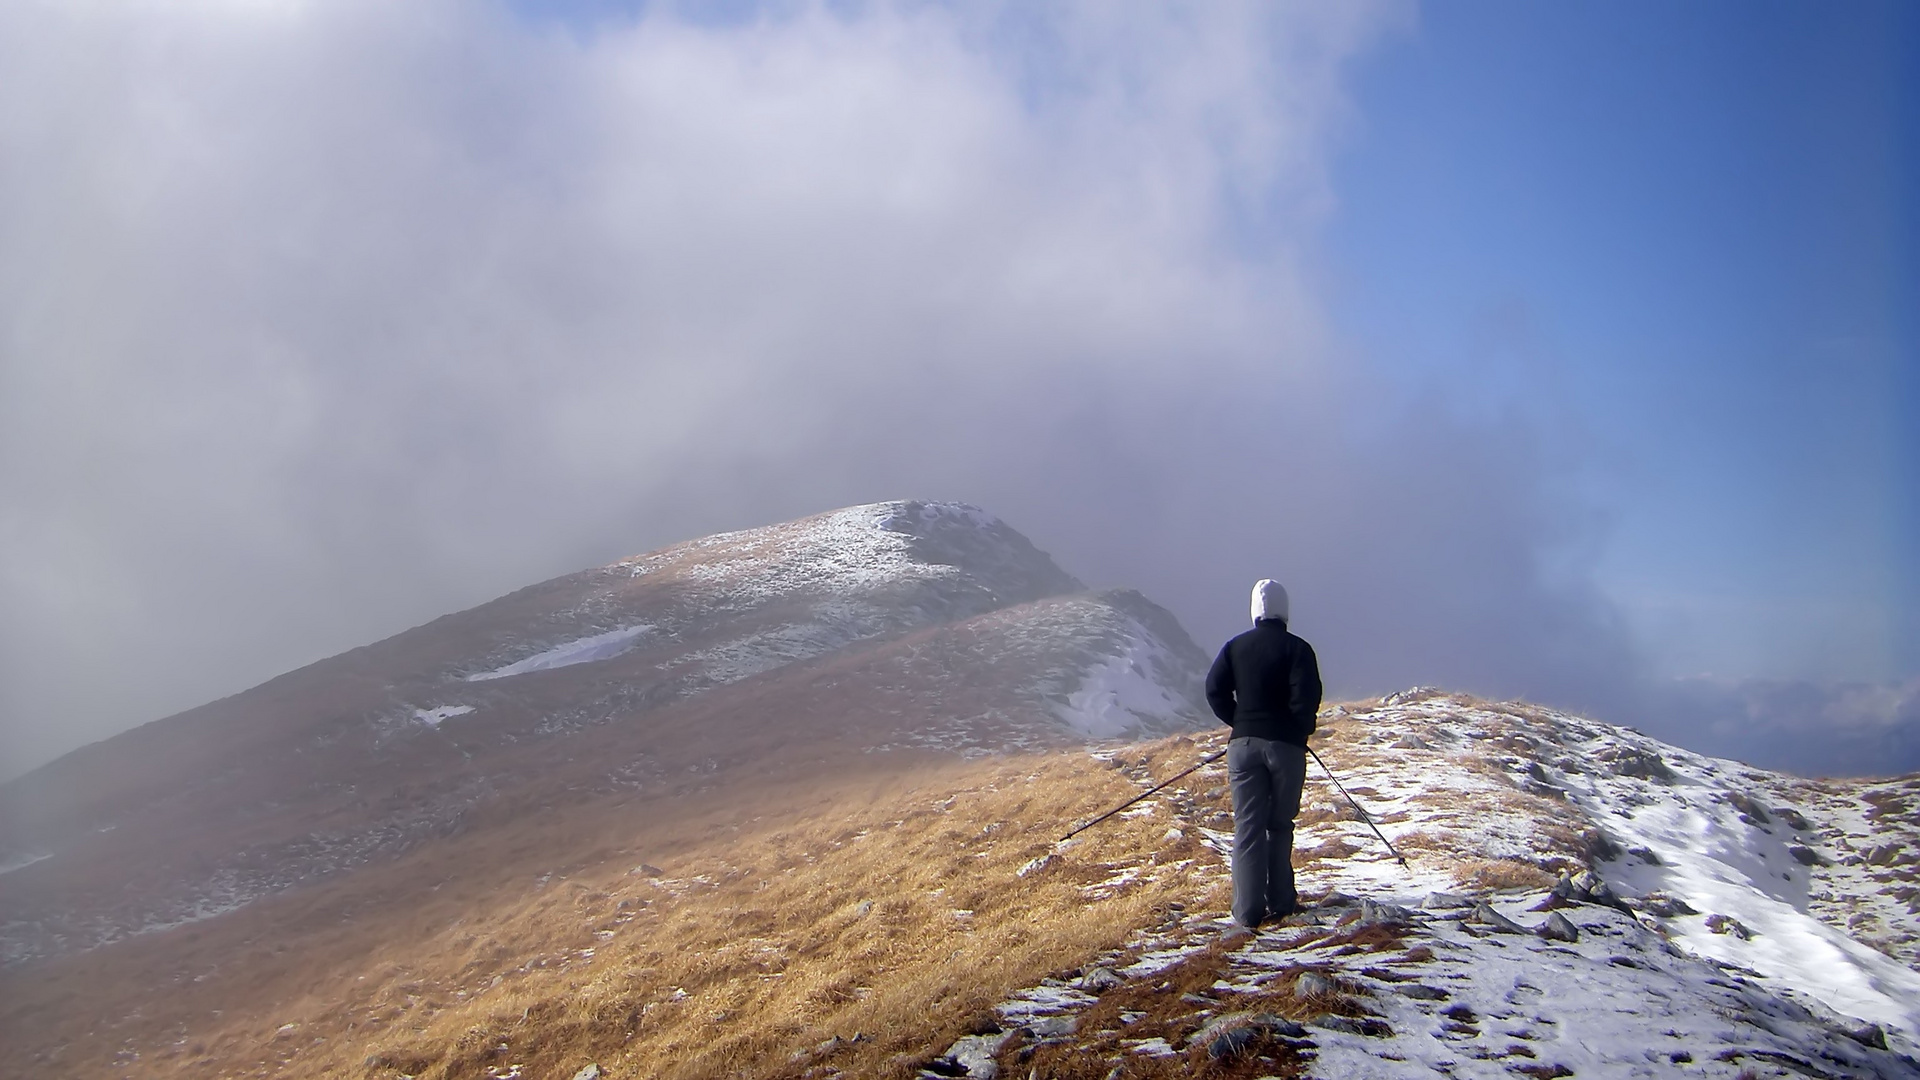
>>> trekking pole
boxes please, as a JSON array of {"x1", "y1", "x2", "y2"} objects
[
  {"x1": 1308, "y1": 746, "x2": 1408, "y2": 869},
  {"x1": 1059, "y1": 749, "x2": 1227, "y2": 843}
]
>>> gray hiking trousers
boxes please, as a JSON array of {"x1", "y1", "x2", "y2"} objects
[{"x1": 1228, "y1": 735, "x2": 1307, "y2": 927}]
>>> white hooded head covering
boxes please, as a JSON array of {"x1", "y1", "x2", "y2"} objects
[{"x1": 1251, "y1": 579, "x2": 1289, "y2": 625}]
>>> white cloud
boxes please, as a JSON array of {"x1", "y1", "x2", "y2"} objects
[{"x1": 13, "y1": 1, "x2": 1738, "y2": 783}]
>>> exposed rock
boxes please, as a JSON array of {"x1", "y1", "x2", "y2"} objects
[
  {"x1": 1390, "y1": 733, "x2": 1432, "y2": 750},
  {"x1": 1640, "y1": 892, "x2": 1698, "y2": 918},
  {"x1": 1353, "y1": 900, "x2": 1416, "y2": 927},
  {"x1": 1015, "y1": 855, "x2": 1056, "y2": 878},
  {"x1": 1023, "y1": 1015, "x2": 1076, "y2": 1039},
  {"x1": 1705, "y1": 913, "x2": 1755, "y2": 940},
  {"x1": 1727, "y1": 791, "x2": 1773, "y2": 824},
  {"x1": 1788, "y1": 844, "x2": 1824, "y2": 866},
  {"x1": 1537, "y1": 912, "x2": 1580, "y2": 943},
  {"x1": 1424, "y1": 891, "x2": 1474, "y2": 909},
  {"x1": 1469, "y1": 903, "x2": 1528, "y2": 934},
  {"x1": 1398, "y1": 984, "x2": 1450, "y2": 1000},
  {"x1": 1315, "y1": 891, "x2": 1361, "y2": 909},
  {"x1": 1077, "y1": 966, "x2": 1124, "y2": 994},
  {"x1": 1846, "y1": 1023, "x2": 1888, "y2": 1050},
  {"x1": 1383, "y1": 686, "x2": 1442, "y2": 706},
  {"x1": 1775, "y1": 807, "x2": 1812, "y2": 831},
  {"x1": 1601, "y1": 747, "x2": 1676, "y2": 782},
  {"x1": 1582, "y1": 829, "x2": 1625, "y2": 861},
  {"x1": 1312, "y1": 1013, "x2": 1392, "y2": 1037},
  {"x1": 931, "y1": 1032, "x2": 1011, "y2": 1078},
  {"x1": 1294, "y1": 971, "x2": 1340, "y2": 998},
  {"x1": 1627, "y1": 846, "x2": 1663, "y2": 865},
  {"x1": 571, "y1": 1066, "x2": 602, "y2": 1080},
  {"x1": 1202, "y1": 1024, "x2": 1261, "y2": 1061},
  {"x1": 1866, "y1": 842, "x2": 1906, "y2": 867},
  {"x1": 1551, "y1": 870, "x2": 1634, "y2": 915},
  {"x1": 1188, "y1": 1012, "x2": 1307, "y2": 1060}
]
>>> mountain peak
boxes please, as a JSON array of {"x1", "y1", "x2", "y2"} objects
[
  {"x1": 0, "y1": 500, "x2": 1197, "y2": 971},
  {"x1": 607, "y1": 499, "x2": 1083, "y2": 617}
]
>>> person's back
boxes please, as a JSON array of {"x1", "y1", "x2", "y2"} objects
[
  {"x1": 1205, "y1": 579, "x2": 1322, "y2": 928},
  {"x1": 1207, "y1": 620, "x2": 1320, "y2": 746}
]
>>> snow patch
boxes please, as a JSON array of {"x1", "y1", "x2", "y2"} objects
[
  {"x1": 1055, "y1": 622, "x2": 1196, "y2": 738},
  {"x1": 0, "y1": 852, "x2": 51, "y2": 876},
  {"x1": 466, "y1": 625, "x2": 652, "y2": 681},
  {"x1": 412, "y1": 705, "x2": 475, "y2": 728}
]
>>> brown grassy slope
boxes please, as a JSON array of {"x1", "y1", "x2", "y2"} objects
[
  {"x1": 1, "y1": 585, "x2": 1201, "y2": 971},
  {"x1": 2, "y1": 736, "x2": 1227, "y2": 1080}
]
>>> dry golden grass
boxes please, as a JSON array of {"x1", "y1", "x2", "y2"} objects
[
  {"x1": 5, "y1": 738, "x2": 1233, "y2": 1080},
  {"x1": 1450, "y1": 858, "x2": 1557, "y2": 893}
]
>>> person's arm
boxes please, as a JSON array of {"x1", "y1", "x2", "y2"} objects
[
  {"x1": 1290, "y1": 639, "x2": 1322, "y2": 736},
  {"x1": 1204, "y1": 643, "x2": 1236, "y2": 724}
]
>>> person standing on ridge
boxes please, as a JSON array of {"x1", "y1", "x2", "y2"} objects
[{"x1": 1205, "y1": 579, "x2": 1322, "y2": 929}]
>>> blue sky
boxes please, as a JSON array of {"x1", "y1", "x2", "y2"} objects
[
  {"x1": 1323, "y1": 1, "x2": 1917, "y2": 683},
  {"x1": 1, "y1": 0, "x2": 1913, "y2": 778}
]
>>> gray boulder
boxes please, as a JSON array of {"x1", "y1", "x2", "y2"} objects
[
  {"x1": 933, "y1": 1032, "x2": 1011, "y2": 1079},
  {"x1": 1469, "y1": 903, "x2": 1528, "y2": 934},
  {"x1": 1077, "y1": 966, "x2": 1124, "y2": 993},
  {"x1": 1640, "y1": 891, "x2": 1698, "y2": 918},
  {"x1": 1294, "y1": 971, "x2": 1340, "y2": 998},
  {"x1": 1188, "y1": 1012, "x2": 1307, "y2": 1060},
  {"x1": 1355, "y1": 899, "x2": 1416, "y2": 927},
  {"x1": 1537, "y1": 912, "x2": 1580, "y2": 942}
]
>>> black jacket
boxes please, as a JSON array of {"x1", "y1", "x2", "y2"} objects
[{"x1": 1205, "y1": 618, "x2": 1321, "y2": 746}]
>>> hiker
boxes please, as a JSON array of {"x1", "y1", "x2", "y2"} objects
[{"x1": 1205, "y1": 579, "x2": 1322, "y2": 928}]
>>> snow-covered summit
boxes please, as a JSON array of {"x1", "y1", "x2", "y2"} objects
[
  {"x1": 616, "y1": 499, "x2": 1081, "y2": 610},
  {"x1": 438, "y1": 500, "x2": 1083, "y2": 688}
]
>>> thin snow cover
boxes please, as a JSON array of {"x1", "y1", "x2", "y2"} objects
[
  {"x1": 1319, "y1": 692, "x2": 1920, "y2": 1049},
  {"x1": 466, "y1": 624, "x2": 652, "y2": 681},
  {"x1": 662, "y1": 600, "x2": 881, "y2": 687},
  {"x1": 411, "y1": 704, "x2": 475, "y2": 727},
  {"x1": 628, "y1": 502, "x2": 959, "y2": 601},
  {"x1": 980, "y1": 708, "x2": 1920, "y2": 1076},
  {"x1": 0, "y1": 852, "x2": 51, "y2": 876},
  {"x1": 1552, "y1": 743, "x2": 1920, "y2": 1039},
  {"x1": 616, "y1": 500, "x2": 1067, "y2": 616},
  {"x1": 1057, "y1": 627, "x2": 1195, "y2": 738}
]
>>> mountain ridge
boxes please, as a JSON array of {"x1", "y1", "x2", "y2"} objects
[
  {"x1": 0, "y1": 501, "x2": 1209, "y2": 969},
  {"x1": 2, "y1": 502, "x2": 1916, "y2": 1079}
]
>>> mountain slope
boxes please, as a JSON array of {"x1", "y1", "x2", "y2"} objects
[
  {"x1": 5, "y1": 503, "x2": 1917, "y2": 1079},
  {"x1": 0, "y1": 502, "x2": 1209, "y2": 970},
  {"x1": 7, "y1": 691, "x2": 1917, "y2": 1079}
]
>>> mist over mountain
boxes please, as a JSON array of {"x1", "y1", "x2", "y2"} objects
[{"x1": 4, "y1": 1, "x2": 1906, "y2": 789}]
